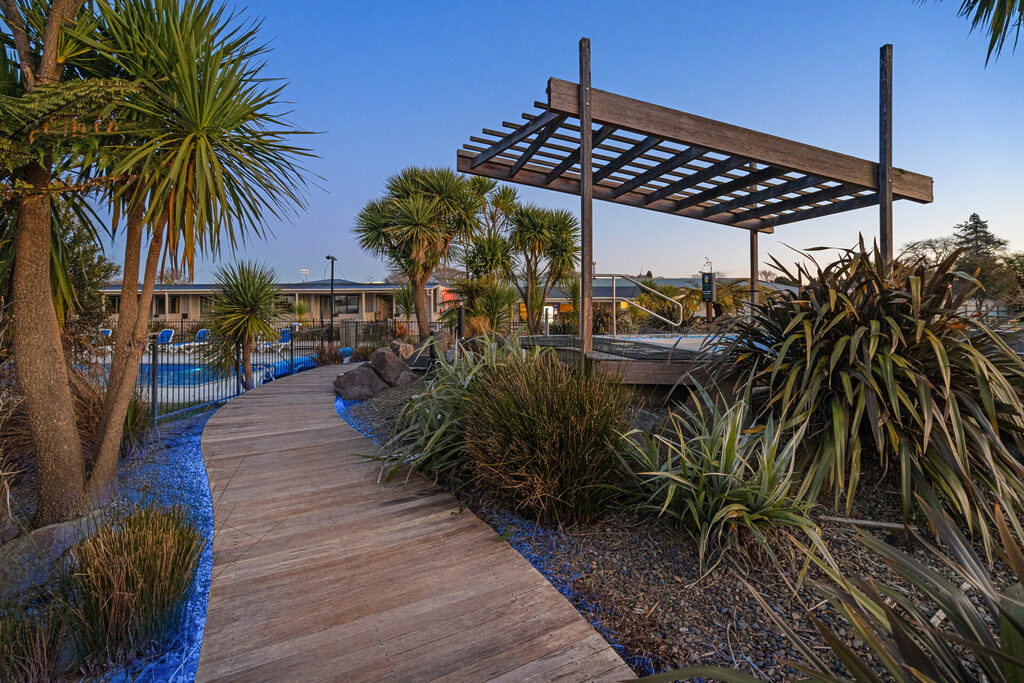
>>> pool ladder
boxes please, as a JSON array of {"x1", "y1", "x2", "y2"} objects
[{"x1": 598, "y1": 273, "x2": 685, "y2": 336}]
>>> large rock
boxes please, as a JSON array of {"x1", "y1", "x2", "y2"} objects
[
  {"x1": 395, "y1": 370, "x2": 416, "y2": 385},
  {"x1": 0, "y1": 511, "x2": 103, "y2": 602},
  {"x1": 389, "y1": 339, "x2": 415, "y2": 360},
  {"x1": 334, "y1": 364, "x2": 388, "y2": 400},
  {"x1": 369, "y1": 347, "x2": 409, "y2": 386}
]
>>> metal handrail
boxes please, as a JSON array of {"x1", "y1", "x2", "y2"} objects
[{"x1": 597, "y1": 273, "x2": 686, "y2": 333}]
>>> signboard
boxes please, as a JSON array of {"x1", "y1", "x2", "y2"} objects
[{"x1": 701, "y1": 272, "x2": 716, "y2": 302}]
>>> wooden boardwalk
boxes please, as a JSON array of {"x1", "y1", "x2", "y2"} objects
[{"x1": 197, "y1": 365, "x2": 633, "y2": 682}]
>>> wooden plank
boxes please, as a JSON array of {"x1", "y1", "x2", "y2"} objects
[
  {"x1": 750, "y1": 229, "x2": 759, "y2": 309},
  {"x1": 547, "y1": 77, "x2": 933, "y2": 203},
  {"x1": 579, "y1": 37, "x2": 594, "y2": 359},
  {"x1": 643, "y1": 156, "x2": 751, "y2": 205},
  {"x1": 196, "y1": 366, "x2": 633, "y2": 682},
  {"x1": 592, "y1": 135, "x2": 659, "y2": 183},
  {"x1": 758, "y1": 192, "x2": 880, "y2": 229},
  {"x1": 879, "y1": 44, "x2": 894, "y2": 262},
  {"x1": 610, "y1": 146, "x2": 708, "y2": 198},
  {"x1": 511, "y1": 115, "x2": 565, "y2": 177},
  {"x1": 673, "y1": 164, "x2": 783, "y2": 212},
  {"x1": 471, "y1": 110, "x2": 560, "y2": 168},
  {"x1": 590, "y1": 357, "x2": 709, "y2": 385},
  {"x1": 726, "y1": 182, "x2": 861, "y2": 223},
  {"x1": 544, "y1": 124, "x2": 615, "y2": 185},
  {"x1": 458, "y1": 149, "x2": 775, "y2": 233},
  {"x1": 699, "y1": 174, "x2": 822, "y2": 218}
]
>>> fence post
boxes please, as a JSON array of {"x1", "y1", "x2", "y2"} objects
[
  {"x1": 290, "y1": 331, "x2": 295, "y2": 373},
  {"x1": 456, "y1": 305, "x2": 464, "y2": 340},
  {"x1": 150, "y1": 337, "x2": 158, "y2": 426}
]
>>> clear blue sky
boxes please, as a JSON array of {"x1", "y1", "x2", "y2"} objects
[{"x1": 141, "y1": 0, "x2": 1023, "y2": 283}]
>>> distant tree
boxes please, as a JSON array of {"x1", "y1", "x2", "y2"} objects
[
  {"x1": 953, "y1": 213, "x2": 1007, "y2": 259},
  {"x1": 157, "y1": 266, "x2": 191, "y2": 285},
  {"x1": 901, "y1": 236, "x2": 959, "y2": 266},
  {"x1": 60, "y1": 214, "x2": 120, "y2": 340}
]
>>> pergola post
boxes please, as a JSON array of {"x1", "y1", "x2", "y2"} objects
[
  {"x1": 749, "y1": 230, "x2": 759, "y2": 310},
  {"x1": 879, "y1": 43, "x2": 893, "y2": 264},
  {"x1": 578, "y1": 37, "x2": 594, "y2": 362}
]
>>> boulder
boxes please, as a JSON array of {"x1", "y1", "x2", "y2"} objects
[
  {"x1": 0, "y1": 511, "x2": 103, "y2": 602},
  {"x1": 389, "y1": 339, "x2": 415, "y2": 359},
  {"x1": 395, "y1": 370, "x2": 416, "y2": 385},
  {"x1": 369, "y1": 347, "x2": 409, "y2": 386},
  {"x1": 334, "y1": 365, "x2": 388, "y2": 400}
]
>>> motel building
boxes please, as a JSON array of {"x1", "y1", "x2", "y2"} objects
[{"x1": 100, "y1": 278, "x2": 448, "y2": 324}]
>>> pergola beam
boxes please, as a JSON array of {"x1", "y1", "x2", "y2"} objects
[
  {"x1": 610, "y1": 146, "x2": 708, "y2": 198},
  {"x1": 471, "y1": 110, "x2": 561, "y2": 168},
  {"x1": 546, "y1": 78, "x2": 932, "y2": 203}
]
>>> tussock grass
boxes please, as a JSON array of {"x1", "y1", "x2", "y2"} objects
[
  {"x1": 464, "y1": 354, "x2": 632, "y2": 524},
  {"x1": 68, "y1": 504, "x2": 205, "y2": 666}
]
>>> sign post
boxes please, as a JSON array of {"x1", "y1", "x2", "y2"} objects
[{"x1": 701, "y1": 272, "x2": 716, "y2": 323}]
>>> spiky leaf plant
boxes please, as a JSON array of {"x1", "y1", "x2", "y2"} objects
[
  {"x1": 621, "y1": 386, "x2": 822, "y2": 573},
  {"x1": 714, "y1": 243, "x2": 1024, "y2": 550}
]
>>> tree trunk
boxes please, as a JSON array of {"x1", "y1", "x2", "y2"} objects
[
  {"x1": 242, "y1": 337, "x2": 254, "y2": 391},
  {"x1": 85, "y1": 212, "x2": 163, "y2": 506},
  {"x1": 412, "y1": 275, "x2": 431, "y2": 340},
  {"x1": 11, "y1": 163, "x2": 86, "y2": 525}
]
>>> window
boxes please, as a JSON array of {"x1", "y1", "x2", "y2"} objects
[
  {"x1": 154, "y1": 295, "x2": 179, "y2": 316},
  {"x1": 200, "y1": 296, "x2": 213, "y2": 316},
  {"x1": 104, "y1": 295, "x2": 120, "y2": 313},
  {"x1": 319, "y1": 294, "x2": 360, "y2": 316}
]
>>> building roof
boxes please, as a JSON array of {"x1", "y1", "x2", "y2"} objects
[
  {"x1": 544, "y1": 277, "x2": 797, "y2": 302},
  {"x1": 101, "y1": 280, "x2": 445, "y2": 295}
]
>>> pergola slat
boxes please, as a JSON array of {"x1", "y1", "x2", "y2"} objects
[
  {"x1": 611, "y1": 146, "x2": 709, "y2": 198},
  {"x1": 672, "y1": 164, "x2": 783, "y2": 212},
  {"x1": 471, "y1": 110, "x2": 561, "y2": 168},
  {"x1": 546, "y1": 78, "x2": 932, "y2": 203},
  {"x1": 544, "y1": 124, "x2": 616, "y2": 184},
  {"x1": 510, "y1": 115, "x2": 565, "y2": 177},
  {"x1": 759, "y1": 193, "x2": 880, "y2": 228},
  {"x1": 699, "y1": 174, "x2": 823, "y2": 218},
  {"x1": 643, "y1": 156, "x2": 751, "y2": 205},
  {"x1": 726, "y1": 182, "x2": 863, "y2": 223},
  {"x1": 593, "y1": 135, "x2": 659, "y2": 183}
]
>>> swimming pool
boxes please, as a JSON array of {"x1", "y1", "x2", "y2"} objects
[{"x1": 137, "y1": 355, "x2": 318, "y2": 387}]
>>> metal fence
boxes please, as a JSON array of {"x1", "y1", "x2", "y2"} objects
[{"x1": 99, "y1": 318, "x2": 451, "y2": 423}]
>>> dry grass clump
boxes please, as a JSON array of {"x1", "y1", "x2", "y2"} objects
[
  {"x1": 312, "y1": 341, "x2": 350, "y2": 366},
  {"x1": 464, "y1": 355, "x2": 632, "y2": 524},
  {"x1": 350, "y1": 345, "x2": 377, "y2": 362},
  {"x1": 68, "y1": 504, "x2": 205, "y2": 666},
  {"x1": 0, "y1": 598, "x2": 70, "y2": 683},
  {"x1": 0, "y1": 364, "x2": 149, "y2": 476}
]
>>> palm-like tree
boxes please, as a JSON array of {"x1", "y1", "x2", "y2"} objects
[
  {"x1": 355, "y1": 167, "x2": 478, "y2": 339},
  {"x1": 507, "y1": 205, "x2": 579, "y2": 335},
  {"x1": 944, "y1": 0, "x2": 1023, "y2": 62},
  {"x1": 77, "y1": 0, "x2": 311, "y2": 506},
  {"x1": 393, "y1": 282, "x2": 416, "y2": 325},
  {"x1": 204, "y1": 261, "x2": 287, "y2": 391}
]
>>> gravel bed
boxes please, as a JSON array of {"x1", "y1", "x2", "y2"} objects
[{"x1": 341, "y1": 388, "x2": 1009, "y2": 680}]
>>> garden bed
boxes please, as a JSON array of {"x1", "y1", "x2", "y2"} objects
[{"x1": 338, "y1": 383, "x2": 1009, "y2": 681}]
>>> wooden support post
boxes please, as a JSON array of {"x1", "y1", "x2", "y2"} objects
[
  {"x1": 749, "y1": 230, "x2": 759, "y2": 311},
  {"x1": 579, "y1": 37, "x2": 594, "y2": 362},
  {"x1": 879, "y1": 44, "x2": 893, "y2": 263}
]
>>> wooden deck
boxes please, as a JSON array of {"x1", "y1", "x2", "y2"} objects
[{"x1": 197, "y1": 365, "x2": 633, "y2": 682}]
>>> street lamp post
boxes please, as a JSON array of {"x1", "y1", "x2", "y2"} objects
[{"x1": 326, "y1": 255, "x2": 336, "y2": 342}]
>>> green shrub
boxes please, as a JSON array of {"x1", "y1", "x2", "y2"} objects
[
  {"x1": 715, "y1": 244, "x2": 1024, "y2": 548},
  {"x1": 464, "y1": 354, "x2": 632, "y2": 524},
  {"x1": 69, "y1": 504, "x2": 205, "y2": 665},
  {"x1": 370, "y1": 337, "x2": 528, "y2": 483},
  {"x1": 622, "y1": 389, "x2": 818, "y2": 573}
]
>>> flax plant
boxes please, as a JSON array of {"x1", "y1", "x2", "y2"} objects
[{"x1": 714, "y1": 243, "x2": 1024, "y2": 550}]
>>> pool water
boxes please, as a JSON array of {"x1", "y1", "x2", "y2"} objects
[{"x1": 137, "y1": 355, "x2": 317, "y2": 387}]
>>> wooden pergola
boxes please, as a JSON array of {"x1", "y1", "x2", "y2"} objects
[{"x1": 457, "y1": 39, "x2": 933, "y2": 356}]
